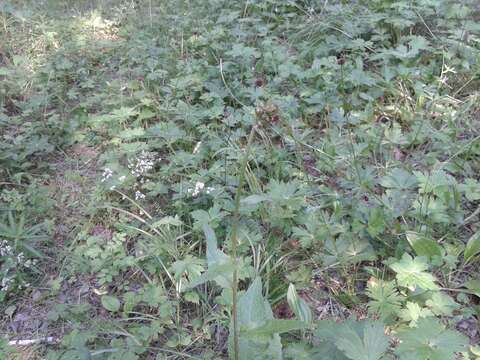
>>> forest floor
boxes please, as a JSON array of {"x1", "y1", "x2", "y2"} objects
[{"x1": 1, "y1": 1, "x2": 480, "y2": 359}]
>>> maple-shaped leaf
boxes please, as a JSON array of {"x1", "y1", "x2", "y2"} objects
[
  {"x1": 425, "y1": 292, "x2": 459, "y2": 316},
  {"x1": 390, "y1": 254, "x2": 438, "y2": 290},
  {"x1": 366, "y1": 279, "x2": 403, "y2": 322},
  {"x1": 396, "y1": 318, "x2": 468, "y2": 360},
  {"x1": 399, "y1": 302, "x2": 433, "y2": 327}
]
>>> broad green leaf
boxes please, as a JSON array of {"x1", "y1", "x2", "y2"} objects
[
  {"x1": 426, "y1": 292, "x2": 459, "y2": 316},
  {"x1": 464, "y1": 231, "x2": 480, "y2": 263},
  {"x1": 229, "y1": 278, "x2": 282, "y2": 360},
  {"x1": 380, "y1": 168, "x2": 417, "y2": 190},
  {"x1": 464, "y1": 279, "x2": 480, "y2": 298},
  {"x1": 390, "y1": 254, "x2": 438, "y2": 290},
  {"x1": 399, "y1": 302, "x2": 433, "y2": 326},
  {"x1": 242, "y1": 319, "x2": 307, "y2": 338},
  {"x1": 366, "y1": 279, "x2": 403, "y2": 321},
  {"x1": 152, "y1": 216, "x2": 183, "y2": 227},
  {"x1": 315, "y1": 320, "x2": 389, "y2": 360},
  {"x1": 101, "y1": 295, "x2": 121, "y2": 312},
  {"x1": 287, "y1": 283, "x2": 313, "y2": 324},
  {"x1": 241, "y1": 194, "x2": 267, "y2": 206},
  {"x1": 395, "y1": 318, "x2": 468, "y2": 360},
  {"x1": 405, "y1": 232, "x2": 442, "y2": 259}
]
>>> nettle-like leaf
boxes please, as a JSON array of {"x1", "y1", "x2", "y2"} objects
[
  {"x1": 366, "y1": 279, "x2": 403, "y2": 321},
  {"x1": 395, "y1": 318, "x2": 468, "y2": 360},
  {"x1": 315, "y1": 319, "x2": 390, "y2": 360},
  {"x1": 390, "y1": 254, "x2": 438, "y2": 291}
]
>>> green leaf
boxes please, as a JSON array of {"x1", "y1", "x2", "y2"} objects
[
  {"x1": 241, "y1": 194, "x2": 267, "y2": 206},
  {"x1": 101, "y1": 295, "x2": 121, "y2": 312},
  {"x1": 464, "y1": 231, "x2": 480, "y2": 263},
  {"x1": 315, "y1": 320, "x2": 389, "y2": 360},
  {"x1": 242, "y1": 319, "x2": 307, "y2": 338},
  {"x1": 464, "y1": 279, "x2": 480, "y2": 298},
  {"x1": 425, "y1": 292, "x2": 459, "y2": 316},
  {"x1": 390, "y1": 254, "x2": 438, "y2": 290},
  {"x1": 287, "y1": 283, "x2": 313, "y2": 324},
  {"x1": 366, "y1": 279, "x2": 403, "y2": 321},
  {"x1": 229, "y1": 278, "x2": 282, "y2": 360},
  {"x1": 405, "y1": 232, "x2": 442, "y2": 259},
  {"x1": 380, "y1": 168, "x2": 417, "y2": 190},
  {"x1": 396, "y1": 318, "x2": 468, "y2": 360},
  {"x1": 399, "y1": 301, "x2": 433, "y2": 327}
]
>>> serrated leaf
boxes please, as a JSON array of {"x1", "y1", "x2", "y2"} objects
[
  {"x1": 380, "y1": 168, "x2": 417, "y2": 190},
  {"x1": 405, "y1": 232, "x2": 442, "y2": 259},
  {"x1": 101, "y1": 295, "x2": 121, "y2": 312},
  {"x1": 399, "y1": 301, "x2": 433, "y2": 327},
  {"x1": 287, "y1": 283, "x2": 313, "y2": 324},
  {"x1": 315, "y1": 320, "x2": 389, "y2": 360},
  {"x1": 241, "y1": 194, "x2": 267, "y2": 206},
  {"x1": 396, "y1": 318, "x2": 468, "y2": 360},
  {"x1": 366, "y1": 279, "x2": 403, "y2": 321},
  {"x1": 426, "y1": 292, "x2": 459, "y2": 316},
  {"x1": 464, "y1": 231, "x2": 480, "y2": 263},
  {"x1": 390, "y1": 254, "x2": 438, "y2": 290}
]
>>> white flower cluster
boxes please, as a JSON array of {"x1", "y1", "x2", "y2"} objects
[
  {"x1": 101, "y1": 168, "x2": 113, "y2": 183},
  {"x1": 128, "y1": 151, "x2": 158, "y2": 200},
  {"x1": 187, "y1": 181, "x2": 214, "y2": 197},
  {"x1": 0, "y1": 239, "x2": 13, "y2": 257},
  {"x1": 100, "y1": 151, "x2": 158, "y2": 201},
  {"x1": 0, "y1": 240, "x2": 37, "y2": 293},
  {"x1": 1, "y1": 275, "x2": 14, "y2": 292},
  {"x1": 128, "y1": 150, "x2": 157, "y2": 178},
  {"x1": 135, "y1": 190, "x2": 146, "y2": 200}
]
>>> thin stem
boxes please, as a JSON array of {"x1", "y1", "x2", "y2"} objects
[{"x1": 231, "y1": 123, "x2": 258, "y2": 360}]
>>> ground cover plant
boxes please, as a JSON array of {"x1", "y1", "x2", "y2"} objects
[{"x1": 1, "y1": 0, "x2": 480, "y2": 359}]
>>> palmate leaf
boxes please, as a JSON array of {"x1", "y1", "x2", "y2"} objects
[
  {"x1": 380, "y1": 168, "x2": 417, "y2": 190},
  {"x1": 425, "y1": 292, "x2": 459, "y2": 316},
  {"x1": 390, "y1": 254, "x2": 438, "y2": 291},
  {"x1": 315, "y1": 319, "x2": 390, "y2": 360},
  {"x1": 366, "y1": 279, "x2": 403, "y2": 321},
  {"x1": 395, "y1": 318, "x2": 468, "y2": 360}
]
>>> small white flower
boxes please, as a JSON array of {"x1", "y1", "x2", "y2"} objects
[
  {"x1": 191, "y1": 181, "x2": 205, "y2": 196},
  {"x1": 135, "y1": 190, "x2": 146, "y2": 200},
  {"x1": 109, "y1": 185, "x2": 116, "y2": 191},
  {"x1": 101, "y1": 168, "x2": 113, "y2": 182},
  {"x1": 128, "y1": 151, "x2": 158, "y2": 178},
  {"x1": 118, "y1": 175, "x2": 126, "y2": 182}
]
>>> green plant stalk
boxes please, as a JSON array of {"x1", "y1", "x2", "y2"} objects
[{"x1": 230, "y1": 123, "x2": 258, "y2": 360}]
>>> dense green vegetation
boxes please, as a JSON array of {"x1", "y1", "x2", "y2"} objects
[{"x1": 1, "y1": 0, "x2": 480, "y2": 359}]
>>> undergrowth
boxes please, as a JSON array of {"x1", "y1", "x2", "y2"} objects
[{"x1": 1, "y1": 0, "x2": 480, "y2": 359}]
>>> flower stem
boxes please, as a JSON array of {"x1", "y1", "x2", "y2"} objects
[{"x1": 231, "y1": 123, "x2": 257, "y2": 360}]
